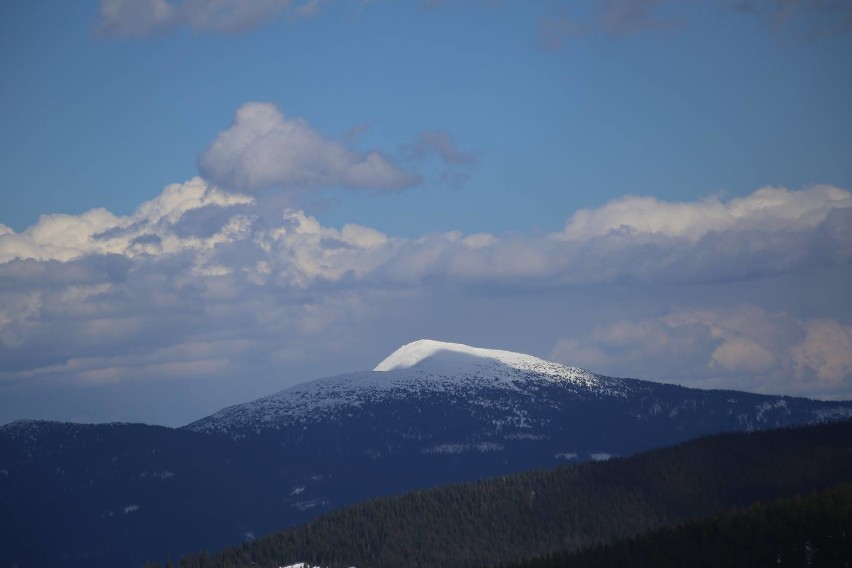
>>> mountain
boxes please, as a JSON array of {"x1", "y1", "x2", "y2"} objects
[
  {"x1": 507, "y1": 482, "x2": 852, "y2": 568},
  {"x1": 0, "y1": 421, "x2": 320, "y2": 567},
  {"x1": 175, "y1": 419, "x2": 852, "y2": 568},
  {"x1": 2, "y1": 339, "x2": 851, "y2": 567},
  {"x1": 186, "y1": 339, "x2": 851, "y2": 476}
]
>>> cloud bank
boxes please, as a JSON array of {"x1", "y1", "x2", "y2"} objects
[
  {"x1": 1, "y1": 180, "x2": 850, "y2": 423},
  {"x1": 3, "y1": 181, "x2": 849, "y2": 283},
  {"x1": 551, "y1": 306, "x2": 852, "y2": 399}
]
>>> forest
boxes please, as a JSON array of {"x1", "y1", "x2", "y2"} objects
[
  {"x1": 161, "y1": 419, "x2": 852, "y2": 568},
  {"x1": 508, "y1": 482, "x2": 852, "y2": 568}
]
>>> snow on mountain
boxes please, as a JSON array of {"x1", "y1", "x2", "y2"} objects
[
  {"x1": 184, "y1": 339, "x2": 852, "y2": 441},
  {"x1": 186, "y1": 339, "x2": 620, "y2": 437},
  {"x1": 374, "y1": 339, "x2": 567, "y2": 373}
]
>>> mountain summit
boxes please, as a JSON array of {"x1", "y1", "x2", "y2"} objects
[
  {"x1": 373, "y1": 339, "x2": 558, "y2": 372},
  {"x1": 186, "y1": 339, "x2": 851, "y2": 447},
  {"x1": 187, "y1": 339, "x2": 607, "y2": 439}
]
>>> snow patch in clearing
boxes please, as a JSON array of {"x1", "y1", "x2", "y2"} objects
[{"x1": 422, "y1": 443, "x2": 468, "y2": 455}]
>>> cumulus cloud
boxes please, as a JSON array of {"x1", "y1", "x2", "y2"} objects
[
  {"x1": 1, "y1": 181, "x2": 851, "y2": 425},
  {"x1": 198, "y1": 103, "x2": 419, "y2": 194},
  {"x1": 2, "y1": 181, "x2": 851, "y2": 283},
  {"x1": 557, "y1": 185, "x2": 852, "y2": 242},
  {"x1": 97, "y1": 0, "x2": 322, "y2": 37},
  {"x1": 793, "y1": 320, "x2": 852, "y2": 386},
  {"x1": 551, "y1": 306, "x2": 852, "y2": 399},
  {"x1": 0, "y1": 178, "x2": 254, "y2": 264}
]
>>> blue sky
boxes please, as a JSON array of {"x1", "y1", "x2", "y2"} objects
[{"x1": 2, "y1": 0, "x2": 852, "y2": 426}]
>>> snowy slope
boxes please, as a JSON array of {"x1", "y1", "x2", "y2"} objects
[
  {"x1": 184, "y1": 339, "x2": 852, "y2": 441},
  {"x1": 185, "y1": 339, "x2": 627, "y2": 437},
  {"x1": 374, "y1": 339, "x2": 573, "y2": 373}
]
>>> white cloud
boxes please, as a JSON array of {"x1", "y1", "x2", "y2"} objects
[
  {"x1": 198, "y1": 103, "x2": 419, "y2": 194},
  {"x1": 1, "y1": 180, "x2": 851, "y2": 425},
  {"x1": 0, "y1": 178, "x2": 254, "y2": 264},
  {"x1": 2, "y1": 181, "x2": 851, "y2": 284},
  {"x1": 557, "y1": 185, "x2": 852, "y2": 242},
  {"x1": 551, "y1": 306, "x2": 852, "y2": 399},
  {"x1": 793, "y1": 320, "x2": 852, "y2": 385},
  {"x1": 97, "y1": 0, "x2": 177, "y2": 37},
  {"x1": 97, "y1": 0, "x2": 322, "y2": 37}
]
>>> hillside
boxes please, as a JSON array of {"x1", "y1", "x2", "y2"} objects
[
  {"x1": 508, "y1": 482, "x2": 852, "y2": 568},
  {"x1": 172, "y1": 419, "x2": 852, "y2": 568},
  {"x1": 4, "y1": 340, "x2": 852, "y2": 567}
]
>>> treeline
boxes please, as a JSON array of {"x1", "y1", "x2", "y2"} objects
[
  {"x1": 508, "y1": 482, "x2": 852, "y2": 568},
  {"x1": 166, "y1": 419, "x2": 852, "y2": 568}
]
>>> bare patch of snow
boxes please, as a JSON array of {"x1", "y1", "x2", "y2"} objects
[{"x1": 554, "y1": 452, "x2": 578, "y2": 461}]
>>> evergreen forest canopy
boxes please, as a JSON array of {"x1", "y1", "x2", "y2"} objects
[
  {"x1": 505, "y1": 482, "x2": 852, "y2": 568},
  {"x1": 169, "y1": 419, "x2": 852, "y2": 568}
]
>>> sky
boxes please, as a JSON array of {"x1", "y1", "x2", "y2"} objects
[{"x1": 1, "y1": 0, "x2": 852, "y2": 426}]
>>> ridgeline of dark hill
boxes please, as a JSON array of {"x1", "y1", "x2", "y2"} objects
[
  {"x1": 6, "y1": 342, "x2": 852, "y2": 567},
  {"x1": 507, "y1": 482, "x2": 852, "y2": 568},
  {"x1": 173, "y1": 419, "x2": 852, "y2": 568}
]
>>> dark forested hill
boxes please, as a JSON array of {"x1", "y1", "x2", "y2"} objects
[
  {"x1": 5, "y1": 341, "x2": 852, "y2": 567},
  {"x1": 508, "y1": 482, "x2": 852, "y2": 568},
  {"x1": 173, "y1": 419, "x2": 852, "y2": 568}
]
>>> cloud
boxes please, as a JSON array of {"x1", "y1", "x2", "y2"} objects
[
  {"x1": 537, "y1": 0, "x2": 675, "y2": 47},
  {"x1": 1, "y1": 181, "x2": 851, "y2": 425},
  {"x1": 0, "y1": 178, "x2": 254, "y2": 264},
  {"x1": 412, "y1": 130, "x2": 476, "y2": 165},
  {"x1": 793, "y1": 319, "x2": 852, "y2": 385},
  {"x1": 2, "y1": 182, "x2": 851, "y2": 282},
  {"x1": 599, "y1": 0, "x2": 670, "y2": 34},
  {"x1": 407, "y1": 130, "x2": 476, "y2": 190},
  {"x1": 536, "y1": 0, "x2": 852, "y2": 48},
  {"x1": 557, "y1": 185, "x2": 852, "y2": 242},
  {"x1": 198, "y1": 103, "x2": 419, "y2": 194},
  {"x1": 97, "y1": 0, "x2": 322, "y2": 37},
  {"x1": 551, "y1": 306, "x2": 852, "y2": 399}
]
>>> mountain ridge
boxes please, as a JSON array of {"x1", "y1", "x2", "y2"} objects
[
  {"x1": 3, "y1": 339, "x2": 852, "y2": 567},
  {"x1": 184, "y1": 339, "x2": 852, "y2": 440},
  {"x1": 173, "y1": 419, "x2": 852, "y2": 568}
]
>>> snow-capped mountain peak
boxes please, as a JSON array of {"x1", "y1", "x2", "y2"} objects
[
  {"x1": 374, "y1": 339, "x2": 554, "y2": 373},
  {"x1": 183, "y1": 338, "x2": 852, "y2": 452},
  {"x1": 186, "y1": 340, "x2": 606, "y2": 437}
]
